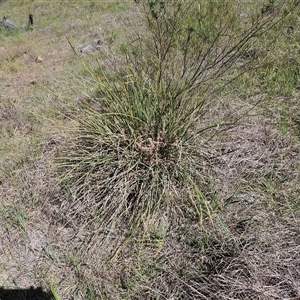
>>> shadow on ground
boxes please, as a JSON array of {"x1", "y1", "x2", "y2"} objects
[{"x1": 0, "y1": 287, "x2": 53, "y2": 300}]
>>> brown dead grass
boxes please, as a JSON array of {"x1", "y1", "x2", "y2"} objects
[{"x1": 2, "y1": 94, "x2": 298, "y2": 300}]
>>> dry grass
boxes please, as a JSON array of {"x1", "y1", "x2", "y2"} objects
[{"x1": 0, "y1": 0, "x2": 300, "y2": 299}]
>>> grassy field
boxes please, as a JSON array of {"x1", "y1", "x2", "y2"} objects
[{"x1": 0, "y1": 0, "x2": 300, "y2": 299}]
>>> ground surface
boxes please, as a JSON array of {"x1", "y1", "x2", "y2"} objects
[{"x1": 0, "y1": 1, "x2": 300, "y2": 299}]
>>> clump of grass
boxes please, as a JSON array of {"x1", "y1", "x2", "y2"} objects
[
  {"x1": 57, "y1": 0, "x2": 298, "y2": 235},
  {"x1": 58, "y1": 71, "x2": 215, "y2": 232}
]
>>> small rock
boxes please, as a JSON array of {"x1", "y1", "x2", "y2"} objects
[
  {"x1": 35, "y1": 55, "x2": 43, "y2": 63},
  {"x1": 80, "y1": 40, "x2": 103, "y2": 53},
  {"x1": 0, "y1": 16, "x2": 18, "y2": 29}
]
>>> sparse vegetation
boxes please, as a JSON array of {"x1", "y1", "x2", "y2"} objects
[{"x1": 0, "y1": 1, "x2": 299, "y2": 299}]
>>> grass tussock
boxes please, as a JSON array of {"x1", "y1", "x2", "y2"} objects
[{"x1": 57, "y1": 0, "x2": 298, "y2": 234}]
